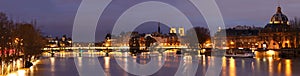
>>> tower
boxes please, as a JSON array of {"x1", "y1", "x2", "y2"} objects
[
  {"x1": 169, "y1": 27, "x2": 185, "y2": 36},
  {"x1": 170, "y1": 28, "x2": 176, "y2": 33},
  {"x1": 178, "y1": 27, "x2": 185, "y2": 36},
  {"x1": 158, "y1": 22, "x2": 161, "y2": 33}
]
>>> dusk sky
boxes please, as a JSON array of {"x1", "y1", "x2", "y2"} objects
[{"x1": 0, "y1": 0, "x2": 299, "y2": 41}]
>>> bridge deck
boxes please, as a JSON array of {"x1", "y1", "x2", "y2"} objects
[{"x1": 43, "y1": 46, "x2": 189, "y2": 50}]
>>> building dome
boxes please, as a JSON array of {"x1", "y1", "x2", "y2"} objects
[
  {"x1": 269, "y1": 6, "x2": 289, "y2": 24},
  {"x1": 265, "y1": 6, "x2": 289, "y2": 29}
]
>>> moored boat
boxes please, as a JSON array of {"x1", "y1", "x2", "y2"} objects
[
  {"x1": 225, "y1": 48, "x2": 254, "y2": 58},
  {"x1": 225, "y1": 53, "x2": 254, "y2": 58}
]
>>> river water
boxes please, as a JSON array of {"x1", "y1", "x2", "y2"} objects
[{"x1": 10, "y1": 51, "x2": 300, "y2": 76}]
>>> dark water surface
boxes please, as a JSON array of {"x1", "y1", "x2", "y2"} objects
[{"x1": 13, "y1": 52, "x2": 300, "y2": 76}]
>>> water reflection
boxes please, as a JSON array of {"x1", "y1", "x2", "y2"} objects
[
  {"x1": 175, "y1": 55, "x2": 198, "y2": 76},
  {"x1": 277, "y1": 62, "x2": 282, "y2": 75},
  {"x1": 222, "y1": 57, "x2": 226, "y2": 76},
  {"x1": 6, "y1": 51, "x2": 298, "y2": 76},
  {"x1": 229, "y1": 58, "x2": 236, "y2": 76},
  {"x1": 285, "y1": 59, "x2": 292, "y2": 76},
  {"x1": 104, "y1": 57, "x2": 110, "y2": 76},
  {"x1": 50, "y1": 57, "x2": 55, "y2": 72},
  {"x1": 268, "y1": 57, "x2": 273, "y2": 76}
]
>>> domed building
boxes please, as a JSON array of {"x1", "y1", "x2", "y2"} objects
[
  {"x1": 270, "y1": 7, "x2": 289, "y2": 24},
  {"x1": 265, "y1": 6, "x2": 289, "y2": 28},
  {"x1": 214, "y1": 6, "x2": 300, "y2": 50},
  {"x1": 213, "y1": 5, "x2": 300, "y2": 52},
  {"x1": 259, "y1": 6, "x2": 300, "y2": 50}
]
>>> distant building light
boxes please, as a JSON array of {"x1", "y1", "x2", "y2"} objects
[
  {"x1": 266, "y1": 50, "x2": 275, "y2": 56},
  {"x1": 263, "y1": 43, "x2": 267, "y2": 49},
  {"x1": 222, "y1": 42, "x2": 226, "y2": 45},
  {"x1": 230, "y1": 41, "x2": 234, "y2": 45},
  {"x1": 170, "y1": 28, "x2": 176, "y2": 33},
  {"x1": 223, "y1": 47, "x2": 229, "y2": 49},
  {"x1": 238, "y1": 47, "x2": 244, "y2": 50},
  {"x1": 68, "y1": 41, "x2": 72, "y2": 43},
  {"x1": 105, "y1": 43, "x2": 110, "y2": 47}
]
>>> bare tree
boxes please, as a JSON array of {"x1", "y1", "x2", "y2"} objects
[
  {"x1": 16, "y1": 23, "x2": 46, "y2": 61},
  {"x1": 0, "y1": 12, "x2": 14, "y2": 62},
  {"x1": 185, "y1": 27, "x2": 211, "y2": 48},
  {"x1": 0, "y1": 12, "x2": 46, "y2": 70},
  {"x1": 291, "y1": 17, "x2": 300, "y2": 28}
]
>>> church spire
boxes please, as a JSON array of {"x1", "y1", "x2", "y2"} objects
[{"x1": 158, "y1": 22, "x2": 161, "y2": 33}]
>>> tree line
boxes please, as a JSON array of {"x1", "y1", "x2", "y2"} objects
[
  {"x1": 0, "y1": 12, "x2": 46, "y2": 64},
  {"x1": 291, "y1": 17, "x2": 300, "y2": 28}
]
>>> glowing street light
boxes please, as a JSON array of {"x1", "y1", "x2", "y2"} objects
[
  {"x1": 105, "y1": 43, "x2": 110, "y2": 47},
  {"x1": 266, "y1": 50, "x2": 275, "y2": 57},
  {"x1": 230, "y1": 41, "x2": 234, "y2": 45}
]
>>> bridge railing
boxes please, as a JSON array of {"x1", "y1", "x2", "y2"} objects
[{"x1": 42, "y1": 46, "x2": 189, "y2": 51}]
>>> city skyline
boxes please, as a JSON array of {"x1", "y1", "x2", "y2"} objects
[
  {"x1": 1, "y1": 0, "x2": 300, "y2": 76},
  {"x1": 0, "y1": 0, "x2": 300, "y2": 40}
]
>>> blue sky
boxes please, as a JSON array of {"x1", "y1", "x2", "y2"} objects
[{"x1": 0, "y1": 0, "x2": 299, "y2": 41}]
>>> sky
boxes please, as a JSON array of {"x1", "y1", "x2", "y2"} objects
[{"x1": 0, "y1": 0, "x2": 299, "y2": 41}]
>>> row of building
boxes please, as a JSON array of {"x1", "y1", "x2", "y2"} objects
[
  {"x1": 101, "y1": 24, "x2": 187, "y2": 48},
  {"x1": 45, "y1": 6, "x2": 299, "y2": 52},
  {"x1": 214, "y1": 6, "x2": 300, "y2": 50},
  {"x1": 45, "y1": 35, "x2": 72, "y2": 48}
]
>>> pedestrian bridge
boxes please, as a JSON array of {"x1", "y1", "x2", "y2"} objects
[{"x1": 42, "y1": 46, "x2": 189, "y2": 51}]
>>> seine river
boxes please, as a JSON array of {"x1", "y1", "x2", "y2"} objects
[{"x1": 9, "y1": 51, "x2": 300, "y2": 76}]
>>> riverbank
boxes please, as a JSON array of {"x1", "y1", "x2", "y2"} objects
[
  {"x1": 1, "y1": 58, "x2": 24, "y2": 75},
  {"x1": 5, "y1": 60, "x2": 40, "y2": 76},
  {"x1": 1, "y1": 58, "x2": 40, "y2": 76}
]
